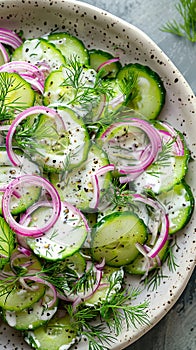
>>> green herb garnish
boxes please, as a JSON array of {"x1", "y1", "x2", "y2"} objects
[{"x1": 161, "y1": 0, "x2": 196, "y2": 42}]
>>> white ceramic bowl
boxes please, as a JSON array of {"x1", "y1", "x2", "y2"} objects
[{"x1": 0, "y1": 1, "x2": 195, "y2": 349}]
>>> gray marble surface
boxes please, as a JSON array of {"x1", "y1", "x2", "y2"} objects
[{"x1": 78, "y1": 1, "x2": 196, "y2": 350}]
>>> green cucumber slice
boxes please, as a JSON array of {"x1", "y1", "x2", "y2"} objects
[
  {"x1": 0, "y1": 148, "x2": 41, "y2": 215},
  {"x1": 96, "y1": 121, "x2": 153, "y2": 172},
  {"x1": 15, "y1": 106, "x2": 90, "y2": 172},
  {"x1": 24, "y1": 315, "x2": 77, "y2": 350},
  {"x1": 133, "y1": 131, "x2": 190, "y2": 194},
  {"x1": 157, "y1": 181, "x2": 194, "y2": 234},
  {"x1": 0, "y1": 254, "x2": 45, "y2": 311},
  {"x1": 43, "y1": 67, "x2": 76, "y2": 106},
  {"x1": 49, "y1": 106, "x2": 90, "y2": 170},
  {"x1": 12, "y1": 38, "x2": 66, "y2": 71},
  {"x1": 24, "y1": 313, "x2": 77, "y2": 350},
  {"x1": 27, "y1": 201, "x2": 88, "y2": 261},
  {"x1": 89, "y1": 49, "x2": 121, "y2": 78},
  {"x1": 91, "y1": 211, "x2": 147, "y2": 267},
  {"x1": 43, "y1": 65, "x2": 98, "y2": 114},
  {"x1": 117, "y1": 63, "x2": 166, "y2": 119},
  {"x1": 49, "y1": 144, "x2": 112, "y2": 212},
  {"x1": 47, "y1": 32, "x2": 89, "y2": 65},
  {"x1": 3, "y1": 288, "x2": 58, "y2": 330},
  {"x1": 0, "y1": 72, "x2": 35, "y2": 120}
]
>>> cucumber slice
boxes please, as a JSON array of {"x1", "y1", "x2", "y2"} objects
[
  {"x1": 49, "y1": 144, "x2": 112, "y2": 212},
  {"x1": 0, "y1": 148, "x2": 41, "y2": 215},
  {"x1": 125, "y1": 235, "x2": 169, "y2": 275},
  {"x1": 91, "y1": 211, "x2": 147, "y2": 267},
  {"x1": 133, "y1": 131, "x2": 190, "y2": 194},
  {"x1": 89, "y1": 49, "x2": 121, "y2": 78},
  {"x1": 63, "y1": 251, "x2": 86, "y2": 274},
  {"x1": 43, "y1": 67, "x2": 76, "y2": 106},
  {"x1": 117, "y1": 63, "x2": 166, "y2": 119},
  {"x1": 3, "y1": 288, "x2": 58, "y2": 330},
  {"x1": 96, "y1": 120, "x2": 153, "y2": 172},
  {"x1": 43, "y1": 65, "x2": 98, "y2": 112},
  {"x1": 157, "y1": 181, "x2": 194, "y2": 234},
  {"x1": 12, "y1": 38, "x2": 66, "y2": 71},
  {"x1": 24, "y1": 313, "x2": 76, "y2": 350},
  {"x1": 0, "y1": 254, "x2": 45, "y2": 311},
  {"x1": 49, "y1": 106, "x2": 90, "y2": 170},
  {"x1": 47, "y1": 32, "x2": 89, "y2": 65},
  {"x1": 0, "y1": 72, "x2": 35, "y2": 119},
  {"x1": 27, "y1": 201, "x2": 88, "y2": 261},
  {"x1": 15, "y1": 106, "x2": 90, "y2": 172},
  {"x1": 0, "y1": 216, "x2": 15, "y2": 260}
]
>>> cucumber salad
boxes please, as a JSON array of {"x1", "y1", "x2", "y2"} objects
[{"x1": 0, "y1": 28, "x2": 194, "y2": 350}]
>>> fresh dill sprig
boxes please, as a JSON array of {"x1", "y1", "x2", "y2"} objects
[
  {"x1": 67, "y1": 305, "x2": 114, "y2": 350},
  {"x1": 161, "y1": 0, "x2": 196, "y2": 42},
  {"x1": 99, "y1": 272, "x2": 149, "y2": 334},
  {"x1": 60, "y1": 58, "x2": 114, "y2": 108},
  {"x1": 0, "y1": 275, "x2": 18, "y2": 298},
  {"x1": 146, "y1": 137, "x2": 176, "y2": 177},
  {"x1": 144, "y1": 267, "x2": 168, "y2": 291},
  {"x1": 165, "y1": 237, "x2": 179, "y2": 272},
  {"x1": 0, "y1": 72, "x2": 26, "y2": 121},
  {"x1": 118, "y1": 70, "x2": 139, "y2": 106},
  {"x1": 66, "y1": 272, "x2": 149, "y2": 350}
]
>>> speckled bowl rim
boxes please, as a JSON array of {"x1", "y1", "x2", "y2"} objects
[{"x1": 0, "y1": 1, "x2": 195, "y2": 349}]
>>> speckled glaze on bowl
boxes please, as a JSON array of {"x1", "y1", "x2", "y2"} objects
[{"x1": 0, "y1": 0, "x2": 195, "y2": 349}]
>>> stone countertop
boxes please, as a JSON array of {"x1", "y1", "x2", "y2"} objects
[{"x1": 78, "y1": 1, "x2": 196, "y2": 349}]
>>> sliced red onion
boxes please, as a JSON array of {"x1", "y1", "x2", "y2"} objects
[
  {"x1": 89, "y1": 164, "x2": 115, "y2": 210},
  {"x1": 72, "y1": 265, "x2": 103, "y2": 310},
  {"x1": 95, "y1": 164, "x2": 115, "y2": 177},
  {"x1": 2, "y1": 175, "x2": 61, "y2": 237},
  {"x1": 97, "y1": 57, "x2": 120, "y2": 72},
  {"x1": 6, "y1": 106, "x2": 66, "y2": 167},
  {"x1": 0, "y1": 186, "x2": 21, "y2": 199},
  {"x1": 0, "y1": 42, "x2": 9, "y2": 63},
  {"x1": 147, "y1": 214, "x2": 169, "y2": 258},
  {"x1": 21, "y1": 275, "x2": 57, "y2": 308},
  {"x1": 0, "y1": 61, "x2": 45, "y2": 93},
  {"x1": 17, "y1": 246, "x2": 32, "y2": 257},
  {"x1": 20, "y1": 73, "x2": 44, "y2": 93},
  {"x1": 132, "y1": 194, "x2": 169, "y2": 258},
  {"x1": 101, "y1": 118, "x2": 162, "y2": 179},
  {"x1": 0, "y1": 28, "x2": 23, "y2": 49}
]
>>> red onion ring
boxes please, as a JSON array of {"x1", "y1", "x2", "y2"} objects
[
  {"x1": 0, "y1": 61, "x2": 45, "y2": 93},
  {"x1": 21, "y1": 275, "x2": 57, "y2": 308},
  {"x1": 101, "y1": 118, "x2": 162, "y2": 180},
  {"x1": 2, "y1": 175, "x2": 61, "y2": 237},
  {"x1": 0, "y1": 28, "x2": 23, "y2": 49},
  {"x1": 97, "y1": 57, "x2": 120, "y2": 72},
  {"x1": 6, "y1": 106, "x2": 66, "y2": 167}
]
